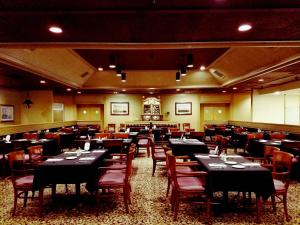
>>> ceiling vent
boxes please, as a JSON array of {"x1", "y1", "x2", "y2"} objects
[
  {"x1": 80, "y1": 71, "x2": 89, "y2": 78},
  {"x1": 209, "y1": 68, "x2": 225, "y2": 79}
]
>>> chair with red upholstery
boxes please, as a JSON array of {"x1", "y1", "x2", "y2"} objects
[
  {"x1": 23, "y1": 133, "x2": 38, "y2": 140},
  {"x1": 170, "y1": 131, "x2": 185, "y2": 138},
  {"x1": 169, "y1": 128, "x2": 179, "y2": 132},
  {"x1": 95, "y1": 133, "x2": 111, "y2": 139},
  {"x1": 255, "y1": 132, "x2": 264, "y2": 140},
  {"x1": 113, "y1": 133, "x2": 129, "y2": 139},
  {"x1": 136, "y1": 135, "x2": 151, "y2": 157},
  {"x1": 270, "y1": 132, "x2": 286, "y2": 140},
  {"x1": 182, "y1": 123, "x2": 190, "y2": 132},
  {"x1": 167, "y1": 152, "x2": 211, "y2": 223},
  {"x1": 107, "y1": 123, "x2": 116, "y2": 133},
  {"x1": 150, "y1": 138, "x2": 166, "y2": 176},
  {"x1": 189, "y1": 131, "x2": 205, "y2": 141},
  {"x1": 27, "y1": 145, "x2": 44, "y2": 164},
  {"x1": 96, "y1": 148, "x2": 135, "y2": 213},
  {"x1": 265, "y1": 151, "x2": 293, "y2": 221},
  {"x1": 7, "y1": 150, "x2": 35, "y2": 215},
  {"x1": 261, "y1": 146, "x2": 281, "y2": 170}
]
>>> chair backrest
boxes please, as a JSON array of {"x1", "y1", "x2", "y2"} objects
[
  {"x1": 255, "y1": 132, "x2": 264, "y2": 139},
  {"x1": 95, "y1": 133, "x2": 111, "y2": 139},
  {"x1": 124, "y1": 148, "x2": 135, "y2": 183},
  {"x1": 272, "y1": 151, "x2": 293, "y2": 189},
  {"x1": 270, "y1": 132, "x2": 286, "y2": 140},
  {"x1": 113, "y1": 133, "x2": 129, "y2": 139},
  {"x1": 108, "y1": 124, "x2": 116, "y2": 132},
  {"x1": 44, "y1": 132, "x2": 59, "y2": 140},
  {"x1": 170, "y1": 128, "x2": 179, "y2": 132},
  {"x1": 171, "y1": 131, "x2": 184, "y2": 138},
  {"x1": 247, "y1": 133, "x2": 256, "y2": 140},
  {"x1": 28, "y1": 145, "x2": 43, "y2": 162},
  {"x1": 182, "y1": 123, "x2": 190, "y2": 130},
  {"x1": 102, "y1": 139, "x2": 123, "y2": 153},
  {"x1": 60, "y1": 127, "x2": 73, "y2": 133},
  {"x1": 23, "y1": 132, "x2": 38, "y2": 140},
  {"x1": 7, "y1": 150, "x2": 25, "y2": 171},
  {"x1": 263, "y1": 146, "x2": 280, "y2": 165},
  {"x1": 189, "y1": 131, "x2": 205, "y2": 141},
  {"x1": 185, "y1": 128, "x2": 195, "y2": 132},
  {"x1": 215, "y1": 135, "x2": 223, "y2": 145},
  {"x1": 120, "y1": 123, "x2": 126, "y2": 129}
]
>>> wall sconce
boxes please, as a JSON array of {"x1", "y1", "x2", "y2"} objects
[{"x1": 23, "y1": 99, "x2": 33, "y2": 108}]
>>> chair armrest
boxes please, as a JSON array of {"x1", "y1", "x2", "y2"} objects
[{"x1": 176, "y1": 161, "x2": 199, "y2": 167}]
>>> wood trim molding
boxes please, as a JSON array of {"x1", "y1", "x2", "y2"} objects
[
  {"x1": 0, "y1": 121, "x2": 76, "y2": 135},
  {"x1": 228, "y1": 120, "x2": 300, "y2": 134}
]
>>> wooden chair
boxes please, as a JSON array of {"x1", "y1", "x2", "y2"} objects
[
  {"x1": 102, "y1": 139, "x2": 124, "y2": 154},
  {"x1": 255, "y1": 132, "x2": 264, "y2": 139},
  {"x1": 170, "y1": 131, "x2": 184, "y2": 138},
  {"x1": 261, "y1": 146, "x2": 281, "y2": 170},
  {"x1": 169, "y1": 128, "x2": 179, "y2": 132},
  {"x1": 95, "y1": 133, "x2": 111, "y2": 139},
  {"x1": 182, "y1": 123, "x2": 190, "y2": 132},
  {"x1": 150, "y1": 138, "x2": 166, "y2": 176},
  {"x1": 113, "y1": 133, "x2": 129, "y2": 139},
  {"x1": 107, "y1": 124, "x2": 116, "y2": 133},
  {"x1": 136, "y1": 136, "x2": 151, "y2": 157},
  {"x1": 96, "y1": 148, "x2": 135, "y2": 213},
  {"x1": 27, "y1": 145, "x2": 44, "y2": 164},
  {"x1": 265, "y1": 151, "x2": 293, "y2": 221},
  {"x1": 270, "y1": 132, "x2": 286, "y2": 140},
  {"x1": 119, "y1": 123, "x2": 126, "y2": 131},
  {"x1": 23, "y1": 133, "x2": 38, "y2": 140},
  {"x1": 167, "y1": 152, "x2": 211, "y2": 223},
  {"x1": 7, "y1": 150, "x2": 35, "y2": 215},
  {"x1": 189, "y1": 131, "x2": 205, "y2": 141}
]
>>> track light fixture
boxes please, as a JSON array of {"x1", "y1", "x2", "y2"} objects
[
  {"x1": 116, "y1": 65, "x2": 122, "y2": 77},
  {"x1": 180, "y1": 65, "x2": 187, "y2": 76},
  {"x1": 187, "y1": 54, "x2": 194, "y2": 68},
  {"x1": 109, "y1": 55, "x2": 116, "y2": 69},
  {"x1": 176, "y1": 71, "x2": 181, "y2": 81},
  {"x1": 121, "y1": 72, "x2": 127, "y2": 82}
]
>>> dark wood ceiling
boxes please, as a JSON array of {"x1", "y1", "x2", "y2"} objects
[{"x1": 0, "y1": 1, "x2": 300, "y2": 94}]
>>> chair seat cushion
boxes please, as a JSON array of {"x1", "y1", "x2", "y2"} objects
[
  {"x1": 99, "y1": 172, "x2": 125, "y2": 186},
  {"x1": 107, "y1": 164, "x2": 126, "y2": 170},
  {"x1": 168, "y1": 166, "x2": 194, "y2": 177},
  {"x1": 177, "y1": 176, "x2": 205, "y2": 192},
  {"x1": 138, "y1": 139, "x2": 149, "y2": 146},
  {"x1": 15, "y1": 175, "x2": 34, "y2": 187},
  {"x1": 273, "y1": 179, "x2": 286, "y2": 191},
  {"x1": 154, "y1": 152, "x2": 166, "y2": 160}
]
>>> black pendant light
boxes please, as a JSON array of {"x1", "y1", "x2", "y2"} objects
[
  {"x1": 121, "y1": 72, "x2": 127, "y2": 82},
  {"x1": 176, "y1": 71, "x2": 181, "y2": 81},
  {"x1": 180, "y1": 65, "x2": 187, "y2": 76},
  {"x1": 109, "y1": 55, "x2": 116, "y2": 69},
  {"x1": 187, "y1": 54, "x2": 194, "y2": 68},
  {"x1": 116, "y1": 65, "x2": 122, "y2": 77}
]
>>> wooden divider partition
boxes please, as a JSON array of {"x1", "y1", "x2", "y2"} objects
[
  {"x1": 229, "y1": 120, "x2": 300, "y2": 134},
  {"x1": 0, "y1": 121, "x2": 76, "y2": 136}
]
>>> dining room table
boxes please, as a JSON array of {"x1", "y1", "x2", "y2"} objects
[
  {"x1": 168, "y1": 138, "x2": 209, "y2": 156},
  {"x1": 193, "y1": 153, "x2": 275, "y2": 221},
  {"x1": 33, "y1": 149, "x2": 108, "y2": 213}
]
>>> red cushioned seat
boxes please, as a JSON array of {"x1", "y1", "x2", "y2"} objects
[
  {"x1": 273, "y1": 179, "x2": 285, "y2": 192},
  {"x1": 154, "y1": 152, "x2": 166, "y2": 160},
  {"x1": 138, "y1": 139, "x2": 148, "y2": 145},
  {"x1": 177, "y1": 176, "x2": 206, "y2": 192},
  {"x1": 15, "y1": 175, "x2": 34, "y2": 187},
  {"x1": 99, "y1": 171, "x2": 125, "y2": 186}
]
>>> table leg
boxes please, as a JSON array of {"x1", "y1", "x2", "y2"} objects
[
  {"x1": 39, "y1": 187, "x2": 44, "y2": 217},
  {"x1": 256, "y1": 194, "x2": 262, "y2": 223}
]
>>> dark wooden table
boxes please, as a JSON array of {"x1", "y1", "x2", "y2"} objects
[{"x1": 169, "y1": 138, "x2": 209, "y2": 156}]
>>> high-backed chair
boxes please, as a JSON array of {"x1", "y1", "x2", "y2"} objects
[
  {"x1": 166, "y1": 152, "x2": 211, "y2": 223},
  {"x1": 95, "y1": 133, "x2": 111, "y2": 139},
  {"x1": 261, "y1": 146, "x2": 281, "y2": 170},
  {"x1": 113, "y1": 133, "x2": 129, "y2": 139},
  {"x1": 255, "y1": 132, "x2": 264, "y2": 140},
  {"x1": 267, "y1": 151, "x2": 293, "y2": 221},
  {"x1": 108, "y1": 124, "x2": 116, "y2": 133},
  {"x1": 136, "y1": 135, "x2": 151, "y2": 157},
  {"x1": 189, "y1": 131, "x2": 205, "y2": 141},
  {"x1": 270, "y1": 132, "x2": 286, "y2": 140},
  {"x1": 150, "y1": 138, "x2": 166, "y2": 176},
  {"x1": 170, "y1": 131, "x2": 184, "y2": 138},
  {"x1": 119, "y1": 123, "x2": 126, "y2": 131},
  {"x1": 182, "y1": 123, "x2": 190, "y2": 131},
  {"x1": 27, "y1": 145, "x2": 44, "y2": 164},
  {"x1": 102, "y1": 139, "x2": 124, "y2": 154},
  {"x1": 169, "y1": 128, "x2": 179, "y2": 133},
  {"x1": 23, "y1": 133, "x2": 38, "y2": 140},
  {"x1": 96, "y1": 148, "x2": 135, "y2": 213},
  {"x1": 7, "y1": 150, "x2": 35, "y2": 215}
]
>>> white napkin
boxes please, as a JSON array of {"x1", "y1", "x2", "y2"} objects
[
  {"x1": 195, "y1": 155, "x2": 210, "y2": 159},
  {"x1": 208, "y1": 163, "x2": 227, "y2": 168},
  {"x1": 226, "y1": 155, "x2": 242, "y2": 158},
  {"x1": 5, "y1": 135, "x2": 10, "y2": 142},
  {"x1": 79, "y1": 157, "x2": 96, "y2": 161},
  {"x1": 92, "y1": 150, "x2": 106, "y2": 153},
  {"x1": 241, "y1": 162, "x2": 261, "y2": 167},
  {"x1": 46, "y1": 158, "x2": 64, "y2": 162},
  {"x1": 84, "y1": 142, "x2": 90, "y2": 151}
]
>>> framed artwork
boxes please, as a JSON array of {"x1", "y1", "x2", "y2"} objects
[
  {"x1": 110, "y1": 102, "x2": 129, "y2": 115},
  {"x1": 0, "y1": 105, "x2": 14, "y2": 121},
  {"x1": 175, "y1": 102, "x2": 192, "y2": 115}
]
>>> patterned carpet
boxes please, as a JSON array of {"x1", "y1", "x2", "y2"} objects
[{"x1": 0, "y1": 149, "x2": 300, "y2": 225}]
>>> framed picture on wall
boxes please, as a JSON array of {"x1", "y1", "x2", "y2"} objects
[
  {"x1": 175, "y1": 102, "x2": 192, "y2": 115},
  {"x1": 0, "y1": 105, "x2": 14, "y2": 121},
  {"x1": 110, "y1": 102, "x2": 129, "y2": 115}
]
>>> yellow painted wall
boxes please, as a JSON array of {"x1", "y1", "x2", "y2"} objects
[
  {"x1": 230, "y1": 93, "x2": 252, "y2": 121},
  {"x1": 53, "y1": 95, "x2": 77, "y2": 121},
  {"x1": 0, "y1": 88, "x2": 23, "y2": 125},
  {"x1": 21, "y1": 90, "x2": 53, "y2": 124}
]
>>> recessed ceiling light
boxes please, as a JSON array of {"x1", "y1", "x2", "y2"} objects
[
  {"x1": 98, "y1": 67, "x2": 103, "y2": 71},
  {"x1": 149, "y1": 92, "x2": 154, "y2": 94},
  {"x1": 258, "y1": 78, "x2": 264, "y2": 82},
  {"x1": 222, "y1": 90, "x2": 227, "y2": 93},
  {"x1": 77, "y1": 91, "x2": 81, "y2": 94},
  {"x1": 232, "y1": 87, "x2": 237, "y2": 90},
  {"x1": 66, "y1": 88, "x2": 71, "y2": 91},
  {"x1": 49, "y1": 26, "x2": 63, "y2": 34},
  {"x1": 149, "y1": 88, "x2": 155, "y2": 90},
  {"x1": 176, "y1": 89, "x2": 181, "y2": 91},
  {"x1": 274, "y1": 91, "x2": 281, "y2": 95},
  {"x1": 122, "y1": 89, "x2": 126, "y2": 92},
  {"x1": 238, "y1": 24, "x2": 252, "y2": 32},
  {"x1": 40, "y1": 80, "x2": 46, "y2": 84},
  {"x1": 200, "y1": 65, "x2": 206, "y2": 71}
]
